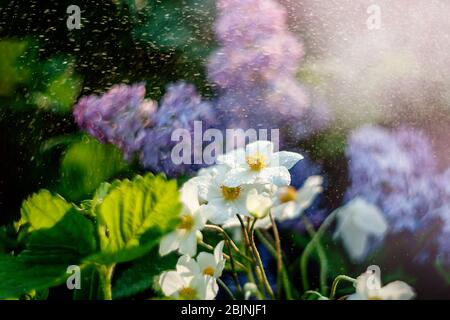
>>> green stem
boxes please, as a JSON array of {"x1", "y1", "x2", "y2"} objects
[
  {"x1": 330, "y1": 275, "x2": 357, "y2": 300},
  {"x1": 269, "y1": 213, "x2": 283, "y2": 299},
  {"x1": 249, "y1": 221, "x2": 275, "y2": 300},
  {"x1": 256, "y1": 230, "x2": 293, "y2": 300},
  {"x1": 204, "y1": 224, "x2": 241, "y2": 253},
  {"x1": 300, "y1": 211, "x2": 337, "y2": 293},
  {"x1": 302, "y1": 290, "x2": 328, "y2": 300},
  {"x1": 224, "y1": 239, "x2": 242, "y2": 295},
  {"x1": 237, "y1": 215, "x2": 270, "y2": 299},
  {"x1": 98, "y1": 264, "x2": 115, "y2": 300},
  {"x1": 302, "y1": 216, "x2": 329, "y2": 295},
  {"x1": 218, "y1": 278, "x2": 236, "y2": 300}
]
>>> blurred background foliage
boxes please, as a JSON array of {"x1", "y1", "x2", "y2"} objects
[{"x1": 0, "y1": 0, "x2": 216, "y2": 224}]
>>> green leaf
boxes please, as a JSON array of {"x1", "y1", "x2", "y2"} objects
[
  {"x1": 31, "y1": 56, "x2": 82, "y2": 114},
  {"x1": 19, "y1": 208, "x2": 97, "y2": 265},
  {"x1": 113, "y1": 249, "x2": 178, "y2": 299},
  {"x1": 0, "y1": 40, "x2": 30, "y2": 96},
  {"x1": 32, "y1": 69, "x2": 81, "y2": 114},
  {"x1": 20, "y1": 190, "x2": 72, "y2": 231},
  {"x1": 58, "y1": 138, "x2": 128, "y2": 201},
  {"x1": 87, "y1": 174, "x2": 181, "y2": 265},
  {"x1": 0, "y1": 254, "x2": 68, "y2": 299}
]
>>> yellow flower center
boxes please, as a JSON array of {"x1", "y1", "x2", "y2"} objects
[
  {"x1": 179, "y1": 214, "x2": 194, "y2": 231},
  {"x1": 179, "y1": 287, "x2": 197, "y2": 300},
  {"x1": 221, "y1": 186, "x2": 241, "y2": 201},
  {"x1": 203, "y1": 267, "x2": 215, "y2": 276},
  {"x1": 246, "y1": 152, "x2": 267, "y2": 171},
  {"x1": 279, "y1": 187, "x2": 298, "y2": 203}
]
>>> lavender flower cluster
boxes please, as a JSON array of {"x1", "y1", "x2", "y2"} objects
[
  {"x1": 345, "y1": 124, "x2": 450, "y2": 264},
  {"x1": 73, "y1": 82, "x2": 215, "y2": 176},
  {"x1": 208, "y1": 0, "x2": 331, "y2": 146}
]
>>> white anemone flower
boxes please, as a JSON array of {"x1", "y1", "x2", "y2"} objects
[
  {"x1": 334, "y1": 198, "x2": 388, "y2": 262},
  {"x1": 159, "y1": 180, "x2": 209, "y2": 257},
  {"x1": 178, "y1": 241, "x2": 226, "y2": 279},
  {"x1": 246, "y1": 188, "x2": 273, "y2": 219},
  {"x1": 271, "y1": 176, "x2": 323, "y2": 221},
  {"x1": 348, "y1": 272, "x2": 415, "y2": 300},
  {"x1": 217, "y1": 140, "x2": 303, "y2": 187},
  {"x1": 223, "y1": 176, "x2": 322, "y2": 230},
  {"x1": 192, "y1": 165, "x2": 258, "y2": 224},
  {"x1": 159, "y1": 257, "x2": 218, "y2": 300}
]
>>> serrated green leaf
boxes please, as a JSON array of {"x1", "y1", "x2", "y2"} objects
[
  {"x1": 20, "y1": 190, "x2": 72, "y2": 231},
  {"x1": 19, "y1": 208, "x2": 97, "y2": 265},
  {"x1": 113, "y1": 249, "x2": 178, "y2": 299},
  {"x1": 87, "y1": 174, "x2": 181, "y2": 265}
]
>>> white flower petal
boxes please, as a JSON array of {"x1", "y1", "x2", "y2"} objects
[
  {"x1": 379, "y1": 281, "x2": 415, "y2": 300},
  {"x1": 245, "y1": 189, "x2": 272, "y2": 219},
  {"x1": 217, "y1": 148, "x2": 246, "y2": 168},
  {"x1": 179, "y1": 232, "x2": 198, "y2": 256},
  {"x1": 197, "y1": 276, "x2": 218, "y2": 300},
  {"x1": 339, "y1": 223, "x2": 369, "y2": 262},
  {"x1": 159, "y1": 271, "x2": 184, "y2": 297},
  {"x1": 196, "y1": 205, "x2": 212, "y2": 225},
  {"x1": 177, "y1": 255, "x2": 201, "y2": 278},
  {"x1": 296, "y1": 176, "x2": 323, "y2": 210},
  {"x1": 223, "y1": 168, "x2": 257, "y2": 187},
  {"x1": 351, "y1": 199, "x2": 388, "y2": 237},
  {"x1": 277, "y1": 201, "x2": 298, "y2": 220},
  {"x1": 205, "y1": 200, "x2": 235, "y2": 224},
  {"x1": 180, "y1": 179, "x2": 200, "y2": 214},
  {"x1": 214, "y1": 240, "x2": 225, "y2": 263},
  {"x1": 271, "y1": 151, "x2": 303, "y2": 169},
  {"x1": 159, "y1": 231, "x2": 180, "y2": 256},
  {"x1": 259, "y1": 166, "x2": 291, "y2": 186},
  {"x1": 197, "y1": 253, "x2": 217, "y2": 275},
  {"x1": 246, "y1": 140, "x2": 274, "y2": 159}
]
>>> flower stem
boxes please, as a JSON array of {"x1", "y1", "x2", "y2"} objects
[
  {"x1": 98, "y1": 264, "x2": 115, "y2": 300},
  {"x1": 218, "y1": 278, "x2": 236, "y2": 300},
  {"x1": 330, "y1": 275, "x2": 357, "y2": 300},
  {"x1": 300, "y1": 211, "x2": 337, "y2": 293},
  {"x1": 237, "y1": 215, "x2": 271, "y2": 299},
  {"x1": 301, "y1": 216, "x2": 329, "y2": 295},
  {"x1": 256, "y1": 230, "x2": 294, "y2": 300},
  {"x1": 301, "y1": 290, "x2": 328, "y2": 300},
  {"x1": 249, "y1": 221, "x2": 275, "y2": 299},
  {"x1": 204, "y1": 223, "x2": 252, "y2": 263},
  {"x1": 204, "y1": 224, "x2": 241, "y2": 252},
  {"x1": 269, "y1": 212, "x2": 283, "y2": 299},
  {"x1": 225, "y1": 239, "x2": 243, "y2": 294}
]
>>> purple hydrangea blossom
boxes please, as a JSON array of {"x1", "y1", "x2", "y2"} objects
[
  {"x1": 433, "y1": 169, "x2": 450, "y2": 264},
  {"x1": 73, "y1": 83, "x2": 157, "y2": 160},
  {"x1": 345, "y1": 125, "x2": 438, "y2": 233},
  {"x1": 215, "y1": 0, "x2": 288, "y2": 46},
  {"x1": 141, "y1": 82, "x2": 216, "y2": 176},
  {"x1": 74, "y1": 82, "x2": 215, "y2": 177},
  {"x1": 208, "y1": 0, "x2": 331, "y2": 143}
]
